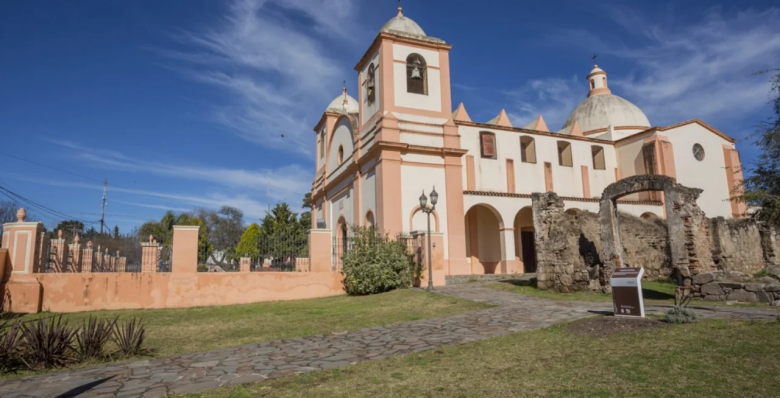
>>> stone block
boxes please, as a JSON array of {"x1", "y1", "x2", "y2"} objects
[
  {"x1": 744, "y1": 283, "x2": 766, "y2": 292},
  {"x1": 765, "y1": 285, "x2": 780, "y2": 292},
  {"x1": 704, "y1": 295, "x2": 725, "y2": 302},
  {"x1": 756, "y1": 291, "x2": 772, "y2": 303},
  {"x1": 719, "y1": 282, "x2": 744, "y2": 289},
  {"x1": 767, "y1": 266, "x2": 780, "y2": 280},
  {"x1": 700, "y1": 282, "x2": 723, "y2": 296},
  {"x1": 693, "y1": 272, "x2": 715, "y2": 285},
  {"x1": 726, "y1": 289, "x2": 757, "y2": 303}
]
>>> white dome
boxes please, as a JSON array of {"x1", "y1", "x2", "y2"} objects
[
  {"x1": 381, "y1": 13, "x2": 426, "y2": 37},
  {"x1": 562, "y1": 94, "x2": 650, "y2": 134},
  {"x1": 326, "y1": 91, "x2": 359, "y2": 114}
]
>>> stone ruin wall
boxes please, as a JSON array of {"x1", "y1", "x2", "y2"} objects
[
  {"x1": 533, "y1": 192, "x2": 672, "y2": 293},
  {"x1": 533, "y1": 192, "x2": 780, "y2": 293}
]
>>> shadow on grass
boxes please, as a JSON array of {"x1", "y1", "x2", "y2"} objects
[{"x1": 641, "y1": 288, "x2": 675, "y2": 301}]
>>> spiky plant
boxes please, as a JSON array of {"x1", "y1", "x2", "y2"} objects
[
  {"x1": 112, "y1": 318, "x2": 146, "y2": 356},
  {"x1": 75, "y1": 316, "x2": 116, "y2": 360},
  {"x1": 0, "y1": 319, "x2": 24, "y2": 373},
  {"x1": 19, "y1": 315, "x2": 77, "y2": 370}
]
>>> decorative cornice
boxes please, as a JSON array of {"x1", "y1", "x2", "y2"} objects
[{"x1": 463, "y1": 190, "x2": 663, "y2": 206}]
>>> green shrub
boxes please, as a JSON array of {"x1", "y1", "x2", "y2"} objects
[
  {"x1": 19, "y1": 315, "x2": 77, "y2": 370},
  {"x1": 341, "y1": 227, "x2": 418, "y2": 295},
  {"x1": 664, "y1": 306, "x2": 699, "y2": 324},
  {"x1": 75, "y1": 316, "x2": 116, "y2": 360},
  {"x1": 112, "y1": 317, "x2": 146, "y2": 356}
]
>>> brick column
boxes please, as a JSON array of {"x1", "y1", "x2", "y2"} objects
[
  {"x1": 141, "y1": 236, "x2": 160, "y2": 273},
  {"x1": 51, "y1": 229, "x2": 67, "y2": 272},
  {"x1": 115, "y1": 250, "x2": 125, "y2": 272},
  {"x1": 172, "y1": 225, "x2": 199, "y2": 273},
  {"x1": 68, "y1": 235, "x2": 82, "y2": 272},
  {"x1": 1, "y1": 208, "x2": 44, "y2": 313},
  {"x1": 82, "y1": 242, "x2": 94, "y2": 273},
  {"x1": 239, "y1": 257, "x2": 251, "y2": 273},
  {"x1": 309, "y1": 229, "x2": 332, "y2": 272},
  {"x1": 103, "y1": 249, "x2": 112, "y2": 272},
  {"x1": 499, "y1": 228, "x2": 519, "y2": 274}
]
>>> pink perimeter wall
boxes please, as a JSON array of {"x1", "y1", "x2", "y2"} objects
[{"x1": 33, "y1": 272, "x2": 345, "y2": 313}]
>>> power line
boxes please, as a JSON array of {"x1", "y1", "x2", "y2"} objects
[{"x1": 0, "y1": 184, "x2": 101, "y2": 225}]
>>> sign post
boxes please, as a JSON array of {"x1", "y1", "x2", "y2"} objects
[{"x1": 611, "y1": 267, "x2": 645, "y2": 317}]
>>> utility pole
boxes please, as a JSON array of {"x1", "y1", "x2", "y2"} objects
[{"x1": 100, "y1": 179, "x2": 107, "y2": 234}]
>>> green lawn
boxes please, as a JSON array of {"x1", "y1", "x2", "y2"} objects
[
  {"x1": 8, "y1": 289, "x2": 490, "y2": 360},
  {"x1": 180, "y1": 318, "x2": 780, "y2": 398},
  {"x1": 487, "y1": 278, "x2": 773, "y2": 307}
]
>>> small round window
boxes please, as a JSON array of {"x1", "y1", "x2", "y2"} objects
[{"x1": 692, "y1": 144, "x2": 704, "y2": 161}]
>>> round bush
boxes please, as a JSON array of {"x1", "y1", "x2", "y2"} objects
[{"x1": 341, "y1": 228, "x2": 418, "y2": 295}]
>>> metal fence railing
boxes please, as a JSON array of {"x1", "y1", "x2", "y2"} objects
[{"x1": 243, "y1": 234, "x2": 309, "y2": 272}]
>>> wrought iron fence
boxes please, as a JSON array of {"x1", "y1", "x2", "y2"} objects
[
  {"x1": 248, "y1": 234, "x2": 309, "y2": 272},
  {"x1": 332, "y1": 232, "x2": 425, "y2": 272}
]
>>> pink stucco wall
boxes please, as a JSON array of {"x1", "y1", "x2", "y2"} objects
[{"x1": 33, "y1": 272, "x2": 345, "y2": 313}]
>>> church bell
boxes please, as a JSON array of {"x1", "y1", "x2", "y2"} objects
[{"x1": 411, "y1": 66, "x2": 422, "y2": 80}]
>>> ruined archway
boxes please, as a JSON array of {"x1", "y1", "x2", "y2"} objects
[{"x1": 599, "y1": 175, "x2": 711, "y2": 290}]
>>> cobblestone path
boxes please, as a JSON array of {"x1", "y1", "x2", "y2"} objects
[{"x1": 1, "y1": 284, "x2": 777, "y2": 398}]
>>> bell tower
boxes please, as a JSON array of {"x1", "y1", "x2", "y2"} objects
[
  {"x1": 350, "y1": 5, "x2": 468, "y2": 282},
  {"x1": 354, "y1": 5, "x2": 454, "y2": 130}
]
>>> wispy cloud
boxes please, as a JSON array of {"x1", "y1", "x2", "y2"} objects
[
  {"x1": 48, "y1": 139, "x2": 311, "y2": 202},
  {"x1": 159, "y1": 0, "x2": 359, "y2": 155},
  {"x1": 505, "y1": 6, "x2": 780, "y2": 133},
  {"x1": 504, "y1": 77, "x2": 582, "y2": 131},
  {"x1": 2, "y1": 173, "x2": 280, "y2": 221}
]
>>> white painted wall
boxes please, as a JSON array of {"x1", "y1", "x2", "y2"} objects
[
  {"x1": 401, "y1": 163, "x2": 449, "y2": 257},
  {"x1": 392, "y1": 43, "x2": 442, "y2": 112},
  {"x1": 459, "y1": 125, "x2": 618, "y2": 197},
  {"x1": 329, "y1": 187, "x2": 353, "y2": 229},
  {"x1": 663, "y1": 124, "x2": 734, "y2": 218},
  {"x1": 327, "y1": 119, "x2": 354, "y2": 181},
  {"x1": 361, "y1": 170, "x2": 376, "y2": 224}
]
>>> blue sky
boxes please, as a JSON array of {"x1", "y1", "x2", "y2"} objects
[{"x1": 1, "y1": 0, "x2": 779, "y2": 232}]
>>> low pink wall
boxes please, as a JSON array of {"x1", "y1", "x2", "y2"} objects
[{"x1": 34, "y1": 272, "x2": 345, "y2": 313}]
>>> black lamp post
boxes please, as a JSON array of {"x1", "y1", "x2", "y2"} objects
[{"x1": 418, "y1": 186, "x2": 438, "y2": 291}]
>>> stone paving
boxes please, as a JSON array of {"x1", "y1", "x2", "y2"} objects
[{"x1": 1, "y1": 284, "x2": 778, "y2": 398}]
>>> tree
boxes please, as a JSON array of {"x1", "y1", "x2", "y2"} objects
[
  {"x1": 113, "y1": 225, "x2": 120, "y2": 239},
  {"x1": 235, "y1": 223, "x2": 261, "y2": 258},
  {"x1": 55, "y1": 220, "x2": 84, "y2": 235},
  {"x1": 0, "y1": 201, "x2": 38, "y2": 236},
  {"x1": 299, "y1": 192, "x2": 312, "y2": 231},
  {"x1": 259, "y1": 202, "x2": 308, "y2": 262},
  {"x1": 739, "y1": 69, "x2": 780, "y2": 225}
]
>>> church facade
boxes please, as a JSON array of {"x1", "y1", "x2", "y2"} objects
[{"x1": 309, "y1": 7, "x2": 747, "y2": 281}]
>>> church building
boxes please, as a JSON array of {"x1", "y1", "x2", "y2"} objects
[{"x1": 309, "y1": 6, "x2": 747, "y2": 280}]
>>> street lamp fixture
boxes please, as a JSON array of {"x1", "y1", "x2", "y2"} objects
[{"x1": 419, "y1": 186, "x2": 438, "y2": 291}]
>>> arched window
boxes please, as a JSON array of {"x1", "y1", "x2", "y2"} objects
[
  {"x1": 520, "y1": 136, "x2": 536, "y2": 163},
  {"x1": 337, "y1": 145, "x2": 344, "y2": 165},
  {"x1": 557, "y1": 141, "x2": 572, "y2": 167},
  {"x1": 602, "y1": 76, "x2": 606, "y2": 87},
  {"x1": 590, "y1": 79, "x2": 595, "y2": 89},
  {"x1": 591, "y1": 145, "x2": 605, "y2": 170},
  {"x1": 319, "y1": 129, "x2": 325, "y2": 163},
  {"x1": 366, "y1": 63, "x2": 376, "y2": 104},
  {"x1": 365, "y1": 211, "x2": 375, "y2": 228},
  {"x1": 406, "y1": 54, "x2": 427, "y2": 95},
  {"x1": 480, "y1": 131, "x2": 497, "y2": 159}
]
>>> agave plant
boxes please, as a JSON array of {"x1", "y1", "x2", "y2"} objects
[
  {"x1": 19, "y1": 315, "x2": 77, "y2": 370},
  {"x1": 0, "y1": 319, "x2": 24, "y2": 373},
  {"x1": 112, "y1": 317, "x2": 146, "y2": 356},
  {"x1": 75, "y1": 316, "x2": 116, "y2": 360}
]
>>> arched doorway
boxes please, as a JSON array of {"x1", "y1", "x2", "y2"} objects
[
  {"x1": 514, "y1": 206, "x2": 536, "y2": 273},
  {"x1": 464, "y1": 204, "x2": 503, "y2": 274}
]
